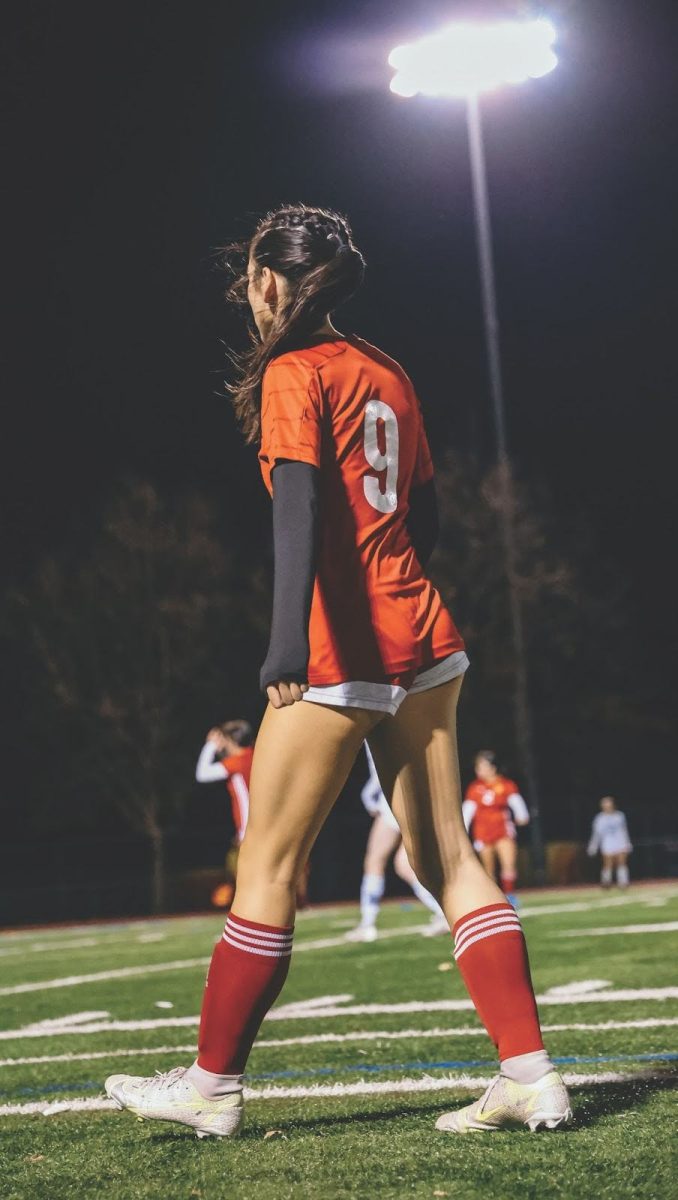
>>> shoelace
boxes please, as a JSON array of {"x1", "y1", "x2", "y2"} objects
[{"x1": 152, "y1": 1067, "x2": 186, "y2": 1091}]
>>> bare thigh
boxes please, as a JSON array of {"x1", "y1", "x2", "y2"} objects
[
  {"x1": 495, "y1": 837, "x2": 518, "y2": 875},
  {"x1": 479, "y1": 844, "x2": 498, "y2": 880},
  {"x1": 235, "y1": 699, "x2": 381, "y2": 925},
  {"x1": 364, "y1": 815, "x2": 402, "y2": 875},
  {"x1": 367, "y1": 676, "x2": 505, "y2": 926}
]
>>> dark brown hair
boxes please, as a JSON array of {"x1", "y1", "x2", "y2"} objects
[
  {"x1": 221, "y1": 719, "x2": 254, "y2": 748},
  {"x1": 222, "y1": 204, "x2": 365, "y2": 442}
]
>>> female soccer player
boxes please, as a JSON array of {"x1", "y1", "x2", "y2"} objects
[
  {"x1": 195, "y1": 719, "x2": 255, "y2": 907},
  {"x1": 106, "y1": 204, "x2": 571, "y2": 1137},
  {"x1": 195, "y1": 719, "x2": 255, "y2": 848},
  {"x1": 346, "y1": 745, "x2": 449, "y2": 940},
  {"x1": 463, "y1": 750, "x2": 530, "y2": 906},
  {"x1": 587, "y1": 795, "x2": 632, "y2": 888}
]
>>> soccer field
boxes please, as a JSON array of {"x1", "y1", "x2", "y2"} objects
[{"x1": 1, "y1": 886, "x2": 677, "y2": 1200}]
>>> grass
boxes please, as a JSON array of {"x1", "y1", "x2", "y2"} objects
[{"x1": 1, "y1": 885, "x2": 677, "y2": 1199}]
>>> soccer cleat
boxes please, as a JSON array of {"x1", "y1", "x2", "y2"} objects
[
  {"x1": 105, "y1": 1067, "x2": 243, "y2": 1139},
  {"x1": 435, "y1": 1071, "x2": 572, "y2": 1133},
  {"x1": 344, "y1": 924, "x2": 378, "y2": 942},
  {"x1": 421, "y1": 913, "x2": 450, "y2": 937}
]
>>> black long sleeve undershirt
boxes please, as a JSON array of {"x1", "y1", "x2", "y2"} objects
[{"x1": 259, "y1": 460, "x2": 319, "y2": 692}]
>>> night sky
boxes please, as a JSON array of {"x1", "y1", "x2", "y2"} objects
[{"x1": 2, "y1": 1, "x2": 677, "y2": 873}]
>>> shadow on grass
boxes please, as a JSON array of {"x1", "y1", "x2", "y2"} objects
[{"x1": 143, "y1": 1068, "x2": 678, "y2": 1145}]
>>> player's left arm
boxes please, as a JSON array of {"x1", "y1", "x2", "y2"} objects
[
  {"x1": 620, "y1": 812, "x2": 633, "y2": 852},
  {"x1": 507, "y1": 788, "x2": 530, "y2": 826}
]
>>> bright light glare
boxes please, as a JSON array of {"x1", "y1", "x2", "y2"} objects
[{"x1": 388, "y1": 19, "x2": 557, "y2": 99}]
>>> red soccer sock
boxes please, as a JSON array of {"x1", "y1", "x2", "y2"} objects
[
  {"x1": 500, "y1": 871, "x2": 517, "y2": 895},
  {"x1": 196, "y1": 912, "x2": 293, "y2": 1075},
  {"x1": 452, "y1": 902, "x2": 544, "y2": 1061}
]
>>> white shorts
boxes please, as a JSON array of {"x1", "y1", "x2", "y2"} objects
[
  {"x1": 376, "y1": 793, "x2": 401, "y2": 833},
  {"x1": 302, "y1": 651, "x2": 470, "y2": 717}
]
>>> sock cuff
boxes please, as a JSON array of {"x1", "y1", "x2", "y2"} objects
[
  {"x1": 223, "y1": 913, "x2": 294, "y2": 958},
  {"x1": 452, "y1": 903, "x2": 523, "y2": 960},
  {"x1": 228, "y1": 911, "x2": 294, "y2": 935}
]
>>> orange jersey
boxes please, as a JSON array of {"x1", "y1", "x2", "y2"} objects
[
  {"x1": 464, "y1": 776, "x2": 522, "y2": 846},
  {"x1": 259, "y1": 334, "x2": 464, "y2": 685},
  {"x1": 220, "y1": 747, "x2": 254, "y2": 844}
]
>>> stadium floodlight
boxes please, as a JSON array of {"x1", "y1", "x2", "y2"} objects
[
  {"x1": 388, "y1": 18, "x2": 559, "y2": 878},
  {"x1": 388, "y1": 19, "x2": 557, "y2": 98}
]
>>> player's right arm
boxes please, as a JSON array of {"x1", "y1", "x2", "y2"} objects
[
  {"x1": 259, "y1": 357, "x2": 322, "y2": 709},
  {"x1": 195, "y1": 733, "x2": 229, "y2": 784}
]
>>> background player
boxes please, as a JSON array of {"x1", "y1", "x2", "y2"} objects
[
  {"x1": 107, "y1": 204, "x2": 571, "y2": 1138},
  {"x1": 463, "y1": 750, "x2": 530, "y2": 907},
  {"x1": 587, "y1": 795, "x2": 633, "y2": 888},
  {"x1": 195, "y1": 719, "x2": 255, "y2": 908},
  {"x1": 346, "y1": 746, "x2": 449, "y2": 941},
  {"x1": 195, "y1": 720, "x2": 309, "y2": 908}
]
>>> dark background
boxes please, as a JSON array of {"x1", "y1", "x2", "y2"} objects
[{"x1": 2, "y1": 1, "x2": 677, "y2": 919}]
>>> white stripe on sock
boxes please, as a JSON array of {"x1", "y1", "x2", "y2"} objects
[
  {"x1": 222, "y1": 934, "x2": 292, "y2": 958},
  {"x1": 454, "y1": 922, "x2": 522, "y2": 960},
  {"x1": 224, "y1": 926, "x2": 293, "y2": 951},
  {"x1": 454, "y1": 914, "x2": 522, "y2": 955},
  {"x1": 454, "y1": 906, "x2": 514, "y2": 941},
  {"x1": 226, "y1": 919, "x2": 293, "y2": 944}
]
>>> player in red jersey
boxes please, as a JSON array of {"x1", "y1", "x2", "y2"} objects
[
  {"x1": 195, "y1": 719, "x2": 254, "y2": 848},
  {"x1": 463, "y1": 751, "x2": 530, "y2": 908},
  {"x1": 195, "y1": 719, "x2": 254, "y2": 907},
  {"x1": 106, "y1": 205, "x2": 570, "y2": 1137}
]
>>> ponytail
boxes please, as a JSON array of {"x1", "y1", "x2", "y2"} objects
[{"x1": 222, "y1": 205, "x2": 365, "y2": 442}]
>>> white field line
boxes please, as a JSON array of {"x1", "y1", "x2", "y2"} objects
[
  {"x1": 0, "y1": 958, "x2": 210, "y2": 997},
  {"x1": 3, "y1": 891, "x2": 678, "y2": 984},
  {"x1": 4, "y1": 1016, "x2": 678, "y2": 1068},
  {"x1": 2, "y1": 888, "x2": 675, "y2": 952},
  {"x1": 558, "y1": 922, "x2": 678, "y2": 938},
  {"x1": 0, "y1": 1069, "x2": 666, "y2": 1119},
  {"x1": 3, "y1": 983, "x2": 678, "y2": 1045}
]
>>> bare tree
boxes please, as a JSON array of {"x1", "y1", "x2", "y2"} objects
[{"x1": 10, "y1": 480, "x2": 259, "y2": 912}]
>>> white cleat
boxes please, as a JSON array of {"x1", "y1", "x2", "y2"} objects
[
  {"x1": 344, "y1": 924, "x2": 378, "y2": 943},
  {"x1": 421, "y1": 913, "x2": 450, "y2": 937},
  {"x1": 105, "y1": 1067, "x2": 243, "y2": 1139},
  {"x1": 435, "y1": 1071, "x2": 572, "y2": 1133}
]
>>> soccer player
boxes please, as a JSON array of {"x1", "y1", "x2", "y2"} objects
[
  {"x1": 463, "y1": 750, "x2": 530, "y2": 906},
  {"x1": 195, "y1": 719, "x2": 255, "y2": 849},
  {"x1": 106, "y1": 204, "x2": 571, "y2": 1137},
  {"x1": 346, "y1": 745, "x2": 449, "y2": 940},
  {"x1": 587, "y1": 795, "x2": 632, "y2": 888},
  {"x1": 195, "y1": 720, "x2": 255, "y2": 907}
]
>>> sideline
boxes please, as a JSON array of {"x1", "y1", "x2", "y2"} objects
[{"x1": 0, "y1": 1067, "x2": 669, "y2": 1119}]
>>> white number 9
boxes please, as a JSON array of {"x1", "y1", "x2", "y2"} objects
[{"x1": 363, "y1": 400, "x2": 399, "y2": 514}]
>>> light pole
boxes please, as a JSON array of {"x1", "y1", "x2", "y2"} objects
[{"x1": 388, "y1": 19, "x2": 558, "y2": 876}]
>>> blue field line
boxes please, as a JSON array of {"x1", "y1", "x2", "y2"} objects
[{"x1": 2, "y1": 1052, "x2": 677, "y2": 1100}]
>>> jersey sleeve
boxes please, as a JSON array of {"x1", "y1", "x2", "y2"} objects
[
  {"x1": 260, "y1": 356, "x2": 323, "y2": 470},
  {"x1": 462, "y1": 798, "x2": 477, "y2": 832},
  {"x1": 412, "y1": 398, "x2": 434, "y2": 488},
  {"x1": 507, "y1": 791, "x2": 530, "y2": 824}
]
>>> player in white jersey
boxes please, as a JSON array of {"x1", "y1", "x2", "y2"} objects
[
  {"x1": 345, "y1": 746, "x2": 449, "y2": 941},
  {"x1": 587, "y1": 795, "x2": 633, "y2": 888}
]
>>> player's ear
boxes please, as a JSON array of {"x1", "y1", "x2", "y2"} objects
[{"x1": 261, "y1": 266, "x2": 278, "y2": 310}]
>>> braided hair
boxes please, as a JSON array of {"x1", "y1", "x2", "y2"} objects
[{"x1": 223, "y1": 204, "x2": 365, "y2": 442}]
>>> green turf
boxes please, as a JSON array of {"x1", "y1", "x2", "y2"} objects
[{"x1": 1, "y1": 886, "x2": 677, "y2": 1199}]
